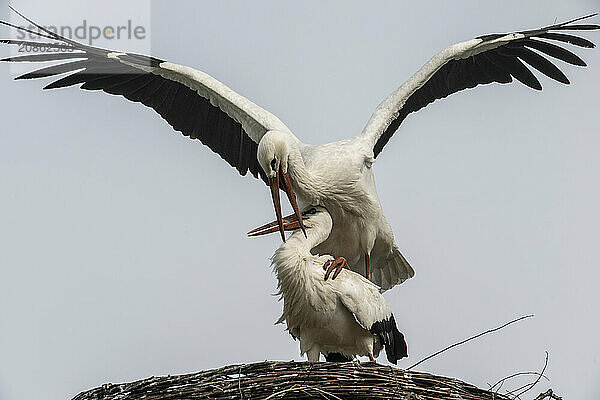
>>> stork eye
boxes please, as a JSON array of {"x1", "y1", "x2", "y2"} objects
[
  {"x1": 302, "y1": 207, "x2": 317, "y2": 216},
  {"x1": 270, "y1": 157, "x2": 277, "y2": 170}
]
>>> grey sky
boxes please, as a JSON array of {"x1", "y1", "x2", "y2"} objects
[{"x1": 1, "y1": 1, "x2": 599, "y2": 399}]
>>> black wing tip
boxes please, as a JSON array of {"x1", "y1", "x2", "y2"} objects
[
  {"x1": 369, "y1": 314, "x2": 408, "y2": 364},
  {"x1": 5, "y1": 6, "x2": 80, "y2": 47},
  {"x1": 388, "y1": 315, "x2": 408, "y2": 364},
  {"x1": 43, "y1": 81, "x2": 69, "y2": 90},
  {"x1": 557, "y1": 13, "x2": 598, "y2": 27},
  {"x1": 562, "y1": 24, "x2": 600, "y2": 30}
]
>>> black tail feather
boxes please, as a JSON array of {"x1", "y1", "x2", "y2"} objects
[
  {"x1": 391, "y1": 321, "x2": 408, "y2": 363},
  {"x1": 370, "y1": 313, "x2": 408, "y2": 364}
]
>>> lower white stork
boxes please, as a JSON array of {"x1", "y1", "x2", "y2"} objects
[
  {"x1": 251, "y1": 206, "x2": 408, "y2": 363},
  {"x1": 1, "y1": 9, "x2": 598, "y2": 291}
]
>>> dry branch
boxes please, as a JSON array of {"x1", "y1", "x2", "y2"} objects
[
  {"x1": 408, "y1": 315, "x2": 534, "y2": 371},
  {"x1": 72, "y1": 361, "x2": 511, "y2": 400},
  {"x1": 533, "y1": 389, "x2": 562, "y2": 400}
]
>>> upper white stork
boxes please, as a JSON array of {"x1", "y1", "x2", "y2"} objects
[
  {"x1": 1, "y1": 9, "x2": 598, "y2": 290},
  {"x1": 251, "y1": 205, "x2": 408, "y2": 363}
]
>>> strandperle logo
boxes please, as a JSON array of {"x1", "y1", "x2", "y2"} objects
[{"x1": 14, "y1": 19, "x2": 147, "y2": 50}]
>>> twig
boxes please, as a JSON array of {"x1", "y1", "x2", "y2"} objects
[
  {"x1": 238, "y1": 364, "x2": 244, "y2": 399},
  {"x1": 389, "y1": 365, "x2": 401, "y2": 398},
  {"x1": 533, "y1": 389, "x2": 562, "y2": 400},
  {"x1": 407, "y1": 315, "x2": 534, "y2": 370},
  {"x1": 488, "y1": 371, "x2": 549, "y2": 393},
  {"x1": 506, "y1": 352, "x2": 548, "y2": 399},
  {"x1": 264, "y1": 384, "x2": 343, "y2": 400}
]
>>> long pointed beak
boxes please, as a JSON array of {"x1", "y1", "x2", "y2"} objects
[
  {"x1": 250, "y1": 166, "x2": 306, "y2": 242},
  {"x1": 268, "y1": 171, "x2": 286, "y2": 242},
  {"x1": 248, "y1": 213, "x2": 303, "y2": 237},
  {"x1": 281, "y1": 169, "x2": 307, "y2": 238},
  {"x1": 247, "y1": 212, "x2": 298, "y2": 236}
]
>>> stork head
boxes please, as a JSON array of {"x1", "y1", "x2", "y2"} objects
[
  {"x1": 297, "y1": 206, "x2": 332, "y2": 231},
  {"x1": 248, "y1": 205, "x2": 331, "y2": 239},
  {"x1": 256, "y1": 130, "x2": 306, "y2": 242},
  {"x1": 257, "y1": 130, "x2": 291, "y2": 178}
]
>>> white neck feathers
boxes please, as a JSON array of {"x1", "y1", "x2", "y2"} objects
[
  {"x1": 271, "y1": 222, "x2": 333, "y2": 326},
  {"x1": 287, "y1": 146, "x2": 322, "y2": 203}
]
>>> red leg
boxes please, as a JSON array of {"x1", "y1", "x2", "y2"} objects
[
  {"x1": 368, "y1": 354, "x2": 376, "y2": 363},
  {"x1": 323, "y1": 257, "x2": 350, "y2": 280},
  {"x1": 365, "y1": 252, "x2": 371, "y2": 281}
]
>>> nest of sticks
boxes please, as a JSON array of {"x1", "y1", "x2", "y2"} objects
[{"x1": 72, "y1": 361, "x2": 509, "y2": 400}]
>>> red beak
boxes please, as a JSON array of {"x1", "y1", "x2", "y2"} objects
[
  {"x1": 281, "y1": 168, "x2": 306, "y2": 238},
  {"x1": 247, "y1": 166, "x2": 306, "y2": 242},
  {"x1": 268, "y1": 170, "x2": 285, "y2": 241},
  {"x1": 247, "y1": 211, "x2": 304, "y2": 237}
]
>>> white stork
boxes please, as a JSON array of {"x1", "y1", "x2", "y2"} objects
[
  {"x1": 251, "y1": 205, "x2": 408, "y2": 363},
  {"x1": 1, "y1": 9, "x2": 598, "y2": 290}
]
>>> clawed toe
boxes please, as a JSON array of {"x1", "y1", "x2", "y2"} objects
[{"x1": 324, "y1": 257, "x2": 350, "y2": 280}]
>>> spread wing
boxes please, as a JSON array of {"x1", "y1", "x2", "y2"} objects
[
  {"x1": 360, "y1": 14, "x2": 599, "y2": 157},
  {"x1": 0, "y1": 8, "x2": 294, "y2": 180}
]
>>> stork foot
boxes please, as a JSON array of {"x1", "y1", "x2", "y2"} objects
[
  {"x1": 323, "y1": 257, "x2": 350, "y2": 280},
  {"x1": 360, "y1": 354, "x2": 377, "y2": 364}
]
